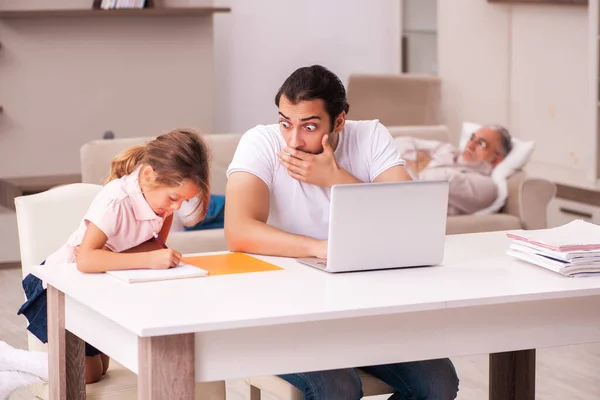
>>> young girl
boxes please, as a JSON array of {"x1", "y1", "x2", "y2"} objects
[{"x1": 17, "y1": 129, "x2": 211, "y2": 384}]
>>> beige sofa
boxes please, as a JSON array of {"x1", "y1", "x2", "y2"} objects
[
  {"x1": 347, "y1": 74, "x2": 442, "y2": 126},
  {"x1": 387, "y1": 125, "x2": 557, "y2": 234},
  {"x1": 80, "y1": 126, "x2": 556, "y2": 255},
  {"x1": 344, "y1": 74, "x2": 555, "y2": 231}
]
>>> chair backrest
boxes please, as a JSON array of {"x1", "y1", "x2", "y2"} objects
[
  {"x1": 387, "y1": 125, "x2": 450, "y2": 143},
  {"x1": 15, "y1": 183, "x2": 102, "y2": 277},
  {"x1": 80, "y1": 136, "x2": 152, "y2": 185},
  {"x1": 347, "y1": 74, "x2": 441, "y2": 126}
]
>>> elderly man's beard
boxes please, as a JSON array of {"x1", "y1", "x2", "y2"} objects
[{"x1": 457, "y1": 147, "x2": 475, "y2": 164}]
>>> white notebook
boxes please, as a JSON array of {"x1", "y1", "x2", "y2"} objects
[
  {"x1": 507, "y1": 249, "x2": 600, "y2": 278},
  {"x1": 509, "y1": 243, "x2": 600, "y2": 265},
  {"x1": 507, "y1": 219, "x2": 600, "y2": 252},
  {"x1": 106, "y1": 263, "x2": 208, "y2": 283}
]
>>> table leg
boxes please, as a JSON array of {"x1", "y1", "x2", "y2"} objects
[
  {"x1": 138, "y1": 333, "x2": 195, "y2": 399},
  {"x1": 489, "y1": 349, "x2": 536, "y2": 400},
  {"x1": 0, "y1": 179, "x2": 19, "y2": 210},
  {"x1": 47, "y1": 285, "x2": 86, "y2": 400}
]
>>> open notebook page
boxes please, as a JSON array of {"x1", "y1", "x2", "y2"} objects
[{"x1": 106, "y1": 263, "x2": 207, "y2": 283}]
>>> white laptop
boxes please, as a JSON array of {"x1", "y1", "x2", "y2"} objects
[{"x1": 297, "y1": 180, "x2": 449, "y2": 273}]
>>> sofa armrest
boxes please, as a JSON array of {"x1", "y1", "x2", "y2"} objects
[{"x1": 504, "y1": 171, "x2": 556, "y2": 230}]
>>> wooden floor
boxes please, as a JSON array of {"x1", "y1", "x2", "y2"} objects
[{"x1": 1, "y1": 267, "x2": 599, "y2": 399}]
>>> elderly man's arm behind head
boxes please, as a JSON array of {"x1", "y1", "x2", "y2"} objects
[{"x1": 420, "y1": 168, "x2": 498, "y2": 215}]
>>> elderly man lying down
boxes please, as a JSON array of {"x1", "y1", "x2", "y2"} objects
[{"x1": 399, "y1": 124, "x2": 512, "y2": 215}]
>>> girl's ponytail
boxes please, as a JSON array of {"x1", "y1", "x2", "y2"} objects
[{"x1": 105, "y1": 145, "x2": 146, "y2": 184}]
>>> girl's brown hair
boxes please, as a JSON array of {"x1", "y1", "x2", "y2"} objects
[{"x1": 106, "y1": 129, "x2": 211, "y2": 223}]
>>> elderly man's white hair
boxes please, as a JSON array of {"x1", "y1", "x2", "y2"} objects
[{"x1": 482, "y1": 124, "x2": 512, "y2": 157}]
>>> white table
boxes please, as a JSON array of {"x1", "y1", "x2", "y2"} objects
[{"x1": 32, "y1": 231, "x2": 600, "y2": 399}]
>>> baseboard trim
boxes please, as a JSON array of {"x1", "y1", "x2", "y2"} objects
[{"x1": 0, "y1": 261, "x2": 20, "y2": 270}]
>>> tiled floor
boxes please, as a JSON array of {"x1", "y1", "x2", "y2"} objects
[{"x1": 1, "y1": 267, "x2": 599, "y2": 399}]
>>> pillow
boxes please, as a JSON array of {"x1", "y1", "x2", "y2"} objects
[
  {"x1": 183, "y1": 195, "x2": 226, "y2": 231},
  {"x1": 460, "y1": 122, "x2": 535, "y2": 215},
  {"x1": 172, "y1": 195, "x2": 226, "y2": 231}
]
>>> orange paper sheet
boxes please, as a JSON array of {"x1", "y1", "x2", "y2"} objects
[{"x1": 181, "y1": 253, "x2": 283, "y2": 276}]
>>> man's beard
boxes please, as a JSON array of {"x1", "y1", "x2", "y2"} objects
[
  {"x1": 294, "y1": 133, "x2": 336, "y2": 155},
  {"x1": 295, "y1": 147, "x2": 321, "y2": 155}
]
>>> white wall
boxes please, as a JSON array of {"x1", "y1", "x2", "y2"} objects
[
  {"x1": 0, "y1": 0, "x2": 90, "y2": 10},
  {"x1": 403, "y1": 0, "x2": 436, "y2": 32},
  {"x1": 212, "y1": 0, "x2": 401, "y2": 133},
  {"x1": 510, "y1": 6, "x2": 591, "y2": 178},
  {"x1": 438, "y1": 0, "x2": 511, "y2": 143},
  {"x1": 0, "y1": 0, "x2": 216, "y2": 178},
  {"x1": 438, "y1": 1, "x2": 591, "y2": 179},
  {"x1": 0, "y1": 1, "x2": 401, "y2": 177},
  {"x1": 403, "y1": 0, "x2": 437, "y2": 75}
]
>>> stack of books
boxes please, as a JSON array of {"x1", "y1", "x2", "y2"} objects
[
  {"x1": 506, "y1": 219, "x2": 600, "y2": 278},
  {"x1": 96, "y1": 0, "x2": 148, "y2": 10}
]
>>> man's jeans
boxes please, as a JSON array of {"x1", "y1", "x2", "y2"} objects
[{"x1": 279, "y1": 358, "x2": 459, "y2": 400}]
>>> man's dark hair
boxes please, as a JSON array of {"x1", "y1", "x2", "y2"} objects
[{"x1": 275, "y1": 65, "x2": 350, "y2": 131}]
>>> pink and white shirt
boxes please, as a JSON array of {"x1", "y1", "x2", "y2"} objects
[{"x1": 45, "y1": 168, "x2": 164, "y2": 265}]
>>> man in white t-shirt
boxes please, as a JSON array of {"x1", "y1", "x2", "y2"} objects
[{"x1": 225, "y1": 65, "x2": 459, "y2": 399}]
